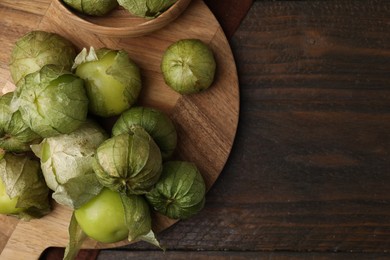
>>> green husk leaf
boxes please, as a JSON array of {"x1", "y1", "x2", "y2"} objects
[
  {"x1": 11, "y1": 64, "x2": 88, "y2": 138},
  {"x1": 74, "y1": 48, "x2": 141, "y2": 117},
  {"x1": 161, "y1": 39, "x2": 216, "y2": 94},
  {"x1": 9, "y1": 30, "x2": 76, "y2": 85},
  {"x1": 93, "y1": 126, "x2": 162, "y2": 195},
  {"x1": 63, "y1": 212, "x2": 87, "y2": 260},
  {"x1": 31, "y1": 121, "x2": 108, "y2": 208},
  {"x1": 112, "y1": 106, "x2": 177, "y2": 160},
  {"x1": 52, "y1": 173, "x2": 103, "y2": 209},
  {"x1": 120, "y1": 193, "x2": 162, "y2": 249},
  {"x1": 0, "y1": 92, "x2": 41, "y2": 152},
  {"x1": 0, "y1": 153, "x2": 51, "y2": 220},
  {"x1": 63, "y1": 0, "x2": 117, "y2": 16},
  {"x1": 72, "y1": 47, "x2": 98, "y2": 70},
  {"x1": 146, "y1": 161, "x2": 206, "y2": 220},
  {"x1": 106, "y1": 50, "x2": 141, "y2": 104},
  {"x1": 117, "y1": 0, "x2": 177, "y2": 18},
  {"x1": 139, "y1": 230, "x2": 164, "y2": 250}
]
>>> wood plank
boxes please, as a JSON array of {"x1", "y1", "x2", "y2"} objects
[
  {"x1": 0, "y1": 215, "x2": 18, "y2": 253},
  {"x1": 97, "y1": 251, "x2": 390, "y2": 260},
  {"x1": 0, "y1": 0, "x2": 50, "y2": 16},
  {"x1": 111, "y1": 0, "x2": 390, "y2": 254},
  {"x1": 216, "y1": 0, "x2": 390, "y2": 252}
]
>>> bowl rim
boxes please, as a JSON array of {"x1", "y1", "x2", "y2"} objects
[{"x1": 53, "y1": 0, "x2": 193, "y2": 37}]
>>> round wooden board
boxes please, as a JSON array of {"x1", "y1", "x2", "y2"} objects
[{"x1": 0, "y1": 0, "x2": 239, "y2": 259}]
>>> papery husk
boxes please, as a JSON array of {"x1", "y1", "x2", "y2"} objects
[
  {"x1": 146, "y1": 161, "x2": 206, "y2": 220},
  {"x1": 0, "y1": 152, "x2": 51, "y2": 220},
  {"x1": 31, "y1": 121, "x2": 108, "y2": 209},
  {"x1": 112, "y1": 106, "x2": 177, "y2": 160},
  {"x1": 63, "y1": 0, "x2": 117, "y2": 16},
  {"x1": 0, "y1": 92, "x2": 41, "y2": 152},
  {"x1": 9, "y1": 30, "x2": 76, "y2": 84},
  {"x1": 117, "y1": 0, "x2": 177, "y2": 18},
  {"x1": 12, "y1": 65, "x2": 88, "y2": 138},
  {"x1": 93, "y1": 126, "x2": 162, "y2": 195}
]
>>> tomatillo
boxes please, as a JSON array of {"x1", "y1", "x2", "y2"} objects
[
  {"x1": 0, "y1": 177, "x2": 22, "y2": 215},
  {"x1": 161, "y1": 39, "x2": 216, "y2": 94},
  {"x1": 74, "y1": 188, "x2": 128, "y2": 243},
  {"x1": 74, "y1": 47, "x2": 141, "y2": 117}
]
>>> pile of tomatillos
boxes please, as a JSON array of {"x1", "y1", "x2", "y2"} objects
[
  {"x1": 62, "y1": 0, "x2": 180, "y2": 18},
  {"x1": 0, "y1": 30, "x2": 216, "y2": 258}
]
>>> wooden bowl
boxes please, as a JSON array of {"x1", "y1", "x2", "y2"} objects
[{"x1": 53, "y1": 0, "x2": 192, "y2": 37}]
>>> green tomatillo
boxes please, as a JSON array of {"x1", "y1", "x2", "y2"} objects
[
  {"x1": 0, "y1": 92, "x2": 41, "y2": 152},
  {"x1": 93, "y1": 126, "x2": 162, "y2": 195},
  {"x1": 0, "y1": 151, "x2": 51, "y2": 220},
  {"x1": 31, "y1": 121, "x2": 108, "y2": 209},
  {"x1": 73, "y1": 47, "x2": 142, "y2": 117},
  {"x1": 0, "y1": 175, "x2": 22, "y2": 215},
  {"x1": 9, "y1": 30, "x2": 76, "y2": 85},
  {"x1": 146, "y1": 161, "x2": 206, "y2": 220},
  {"x1": 117, "y1": 0, "x2": 177, "y2": 18},
  {"x1": 112, "y1": 106, "x2": 177, "y2": 160},
  {"x1": 74, "y1": 188, "x2": 128, "y2": 243},
  {"x1": 161, "y1": 39, "x2": 216, "y2": 94},
  {"x1": 72, "y1": 188, "x2": 160, "y2": 245},
  {"x1": 63, "y1": 0, "x2": 118, "y2": 16},
  {"x1": 11, "y1": 64, "x2": 88, "y2": 138}
]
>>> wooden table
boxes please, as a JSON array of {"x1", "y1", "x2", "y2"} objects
[
  {"x1": 97, "y1": 1, "x2": 390, "y2": 259},
  {"x1": 2, "y1": 1, "x2": 390, "y2": 259}
]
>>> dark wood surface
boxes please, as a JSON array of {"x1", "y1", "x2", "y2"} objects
[
  {"x1": 46, "y1": 0, "x2": 390, "y2": 259},
  {"x1": 98, "y1": 0, "x2": 390, "y2": 258}
]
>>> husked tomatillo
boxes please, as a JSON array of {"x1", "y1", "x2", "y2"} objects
[
  {"x1": 9, "y1": 30, "x2": 76, "y2": 84},
  {"x1": 0, "y1": 92, "x2": 41, "y2": 152},
  {"x1": 93, "y1": 126, "x2": 162, "y2": 195},
  {"x1": 0, "y1": 151, "x2": 51, "y2": 220},
  {"x1": 11, "y1": 64, "x2": 88, "y2": 138},
  {"x1": 112, "y1": 106, "x2": 177, "y2": 160},
  {"x1": 31, "y1": 121, "x2": 108, "y2": 209},
  {"x1": 146, "y1": 161, "x2": 206, "y2": 220},
  {"x1": 161, "y1": 39, "x2": 216, "y2": 94}
]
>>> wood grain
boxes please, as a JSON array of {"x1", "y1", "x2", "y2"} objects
[
  {"x1": 97, "y1": 251, "x2": 390, "y2": 260},
  {"x1": 0, "y1": 0, "x2": 50, "y2": 16},
  {"x1": 3, "y1": 0, "x2": 390, "y2": 259},
  {"x1": 0, "y1": 0, "x2": 239, "y2": 259},
  {"x1": 97, "y1": 0, "x2": 390, "y2": 257}
]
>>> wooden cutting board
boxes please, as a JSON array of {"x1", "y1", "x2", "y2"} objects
[{"x1": 0, "y1": 0, "x2": 239, "y2": 259}]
